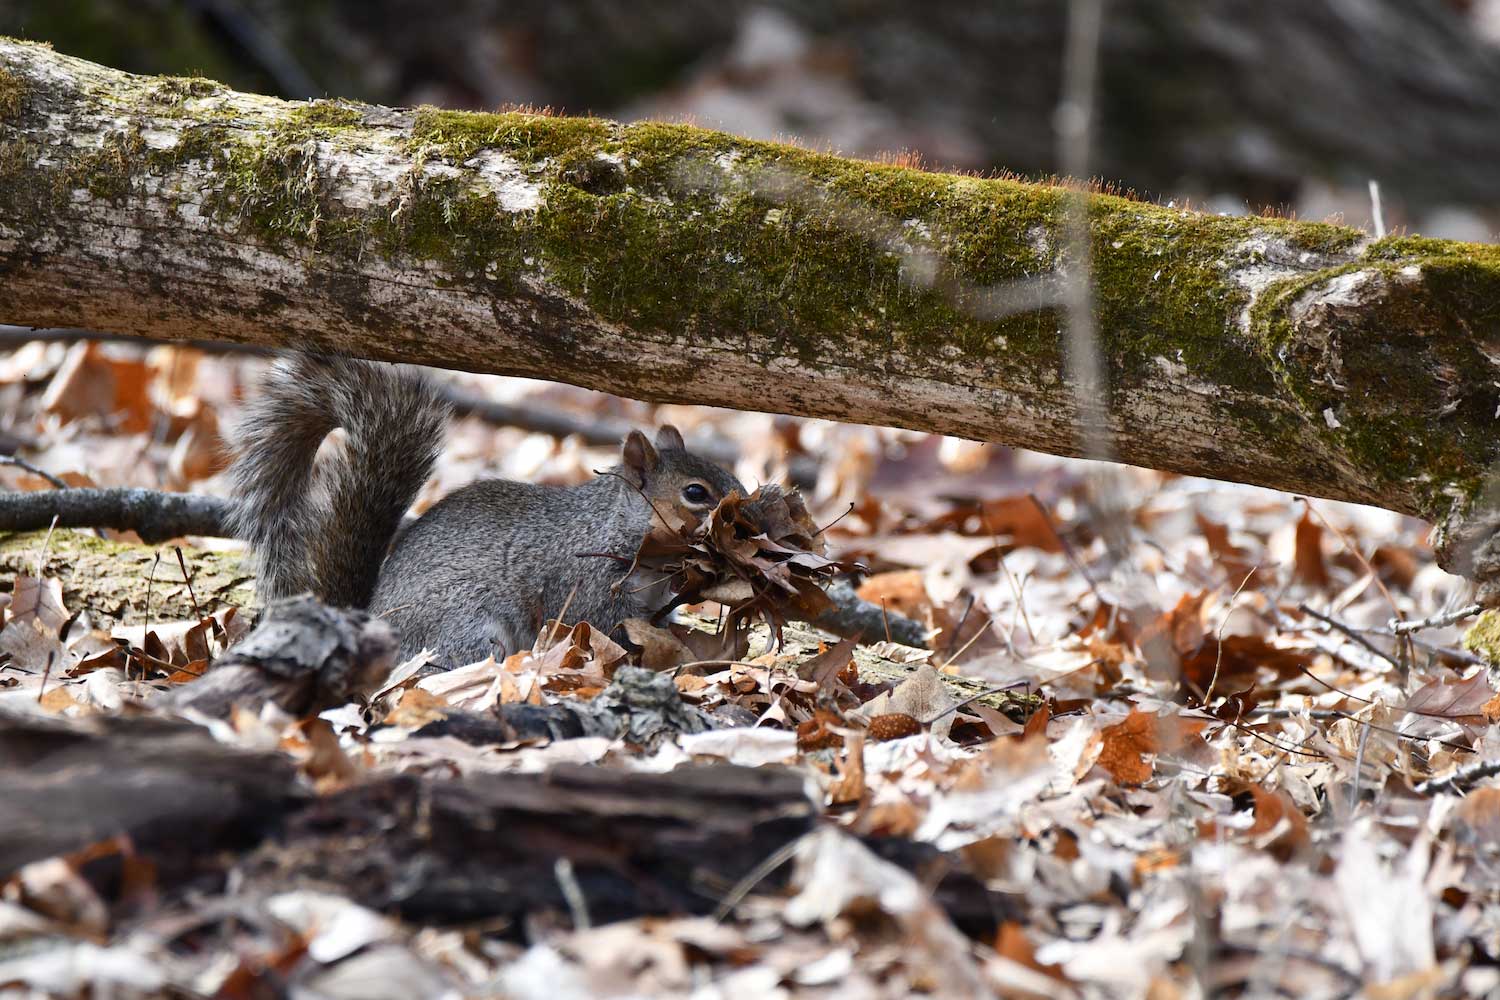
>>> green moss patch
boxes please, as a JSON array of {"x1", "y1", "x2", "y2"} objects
[
  {"x1": 1463, "y1": 610, "x2": 1500, "y2": 664},
  {"x1": 0, "y1": 64, "x2": 26, "y2": 121}
]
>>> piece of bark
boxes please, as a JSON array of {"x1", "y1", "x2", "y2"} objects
[
  {"x1": 162, "y1": 595, "x2": 396, "y2": 718},
  {"x1": 0, "y1": 711, "x2": 296, "y2": 875},
  {"x1": 3, "y1": 40, "x2": 1499, "y2": 593},
  {"x1": 0, "y1": 529, "x2": 252, "y2": 630}
]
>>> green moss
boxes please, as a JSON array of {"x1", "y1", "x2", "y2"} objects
[
  {"x1": 0, "y1": 64, "x2": 25, "y2": 121},
  {"x1": 291, "y1": 102, "x2": 363, "y2": 130},
  {"x1": 148, "y1": 73, "x2": 224, "y2": 105},
  {"x1": 1247, "y1": 243, "x2": 1500, "y2": 516},
  {"x1": 56, "y1": 127, "x2": 148, "y2": 203},
  {"x1": 409, "y1": 107, "x2": 610, "y2": 164},
  {"x1": 146, "y1": 102, "x2": 369, "y2": 247},
  {"x1": 1464, "y1": 610, "x2": 1500, "y2": 665}
]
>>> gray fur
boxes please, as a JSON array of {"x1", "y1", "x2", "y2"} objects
[{"x1": 228, "y1": 353, "x2": 744, "y2": 666}]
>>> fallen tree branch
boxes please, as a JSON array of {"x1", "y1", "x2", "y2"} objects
[
  {"x1": 5, "y1": 41, "x2": 1500, "y2": 590},
  {"x1": 0, "y1": 487, "x2": 230, "y2": 543}
]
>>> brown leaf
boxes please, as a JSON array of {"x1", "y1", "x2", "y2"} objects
[
  {"x1": 41, "y1": 343, "x2": 155, "y2": 434},
  {"x1": 994, "y1": 922, "x2": 1065, "y2": 980},
  {"x1": 1220, "y1": 779, "x2": 1309, "y2": 859},
  {"x1": 1293, "y1": 509, "x2": 1330, "y2": 588},
  {"x1": 1454, "y1": 786, "x2": 1500, "y2": 844},
  {"x1": 1178, "y1": 634, "x2": 1315, "y2": 691},
  {"x1": 797, "y1": 636, "x2": 859, "y2": 687},
  {"x1": 626, "y1": 483, "x2": 859, "y2": 647},
  {"x1": 386, "y1": 687, "x2": 451, "y2": 728},
  {"x1": 828, "y1": 731, "x2": 866, "y2": 805},
  {"x1": 1403, "y1": 671, "x2": 1494, "y2": 725},
  {"x1": 1097, "y1": 710, "x2": 1159, "y2": 784},
  {"x1": 921, "y1": 494, "x2": 1063, "y2": 552},
  {"x1": 855, "y1": 569, "x2": 931, "y2": 620},
  {"x1": 868, "y1": 713, "x2": 923, "y2": 741}
]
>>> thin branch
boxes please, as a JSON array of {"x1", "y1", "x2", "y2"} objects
[{"x1": 1390, "y1": 603, "x2": 1482, "y2": 635}]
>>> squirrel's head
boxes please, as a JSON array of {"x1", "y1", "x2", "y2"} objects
[{"x1": 621, "y1": 425, "x2": 745, "y2": 529}]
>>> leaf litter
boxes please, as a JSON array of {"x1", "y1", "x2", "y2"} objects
[{"x1": 0, "y1": 342, "x2": 1498, "y2": 997}]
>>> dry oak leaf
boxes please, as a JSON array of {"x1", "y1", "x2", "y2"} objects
[
  {"x1": 1096, "y1": 710, "x2": 1159, "y2": 784},
  {"x1": 1403, "y1": 671, "x2": 1494, "y2": 728}
]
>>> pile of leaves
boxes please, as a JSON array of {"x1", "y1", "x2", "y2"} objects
[{"x1": 623, "y1": 483, "x2": 861, "y2": 644}]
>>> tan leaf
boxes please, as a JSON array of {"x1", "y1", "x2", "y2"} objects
[{"x1": 10, "y1": 575, "x2": 68, "y2": 631}]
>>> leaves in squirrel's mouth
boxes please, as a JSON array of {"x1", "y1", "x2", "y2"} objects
[{"x1": 618, "y1": 483, "x2": 863, "y2": 647}]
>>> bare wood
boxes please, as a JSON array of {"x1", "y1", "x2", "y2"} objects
[{"x1": 4, "y1": 40, "x2": 1500, "y2": 586}]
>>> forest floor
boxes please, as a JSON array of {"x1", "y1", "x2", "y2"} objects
[{"x1": 0, "y1": 339, "x2": 1494, "y2": 999}]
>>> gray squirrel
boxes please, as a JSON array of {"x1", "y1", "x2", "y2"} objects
[{"x1": 226, "y1": 354, "x2": 745, "y2": 665}]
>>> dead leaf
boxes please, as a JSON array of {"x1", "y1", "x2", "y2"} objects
[
  {"x1": 1096, "y1": 710, "x2": 1159, "y2": 784},
  {"x1": 859, "y1": 662, "x2": 956, "y2": 739},
  {"x1": 856, "y1": 570, "x2": 931, "y2": 620},
  {"x1": 10, "y1": 575, "x2": 68, "y2": 631},
  {"x1": 385, "y1": 688, "x2": 451, "y2": 729},
  {"x1": 1403, "y1": 671, "x2": 1494, "y2": 733},
  {"x1": 1294, "y1": 509, "x2": 1330, "y2": 588}
]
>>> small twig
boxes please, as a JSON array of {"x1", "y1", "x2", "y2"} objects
[
  {"x1": 1296, "y1": 603, "x2": 1400, "y2": 669},
  {"x1": 1299, "y1": 497, "x2": 1403, "y2": 620},
  {"x1": 1350, "y1": 717, "x2": 1372, "y2": 809},
  {"x1": 880, "y1": 598, "x2": 891, "y2": 643},
  {"x1": 33, "y1": 514, "x2": 58, "y2": 578},
  {"x1": 1368, "y1": 179, "x2": 1387, "y2": 239},
  {"x1": 1028, "y1": 493, "x2": 1103, "y2": 605},
  {"x1": 1218, "y1": 718, "x2": 1332, "y2": 760},
  {"x1": 0, "y1": 453, "x2": 68, "y2": 489},
  {"x1": 145, "y1": 551, "x2": 161, "y2": 649},
  {"x1": 984, "y1": 511, "x2": 1037, "y2": 643},
  {"x1": 938, "y1": 614, "x2": 992, "y2": 670},
  {"x1": 713, "y1": 835, "x2": 807, "y2": 923},
  {"x1": 921, "y1": 682, "x2": 1029, "y2": 726},
  {"x1": 811, "y1": 502, "x2": 855, "y2": 537},
  {"x1": 1390, "y1": 603, "x2": 1482, "y2": 635},
  {"x1": 1417, "y1": 758, "x2": 1500, "y2": 795},
  {"x1": 545, "y1": 581, "x2": 582, "y2": 649},
  {"x1": 1203, "y1": 565, "x2": 1259, "y2": 705},
  {"x1": 554, "y1": 858, "x2": 591, "y2": 932},
  {"x1": 174, "y1": 546, "x2": 202, "y2": 620},
  {"x1": 36, "y1": 650, "x2": 55, "y2": 704}
]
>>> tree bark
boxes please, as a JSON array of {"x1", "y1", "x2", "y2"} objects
[{"x1": 3, "y1": 40, "x2": 1500, "y2": 584}]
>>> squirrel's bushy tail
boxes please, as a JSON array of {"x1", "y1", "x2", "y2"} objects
[{"x1": 226, "y1": 354, "x2": 449, "y2": 609}]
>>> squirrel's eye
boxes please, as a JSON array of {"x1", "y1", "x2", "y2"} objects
[{"x1": 682, "y1": 483, "x2": 712, "y2": 505}]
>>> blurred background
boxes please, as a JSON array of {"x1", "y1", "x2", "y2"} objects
[{"x1": 6, "y1": 0, "x2": 1500, "y2": 239}]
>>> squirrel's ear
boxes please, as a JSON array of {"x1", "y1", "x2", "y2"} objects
[
  {"x1": 653, "y1": 424, "x2": 686, "y2": 451},
  {"x1": 623, "y1": 430, "x2": 660, "y2": 475}
]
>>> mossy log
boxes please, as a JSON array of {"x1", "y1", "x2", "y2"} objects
[{"x1": 4, "y1": 40, "x2": 1500, "y2": 587}]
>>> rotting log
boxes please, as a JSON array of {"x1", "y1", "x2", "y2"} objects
[
  {"x1": 0, "y1": 711, "x2": 1004, "y2": 937},
  {"x1": 4, "y1": 41, "x2": 1500, "y2": 588}
]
